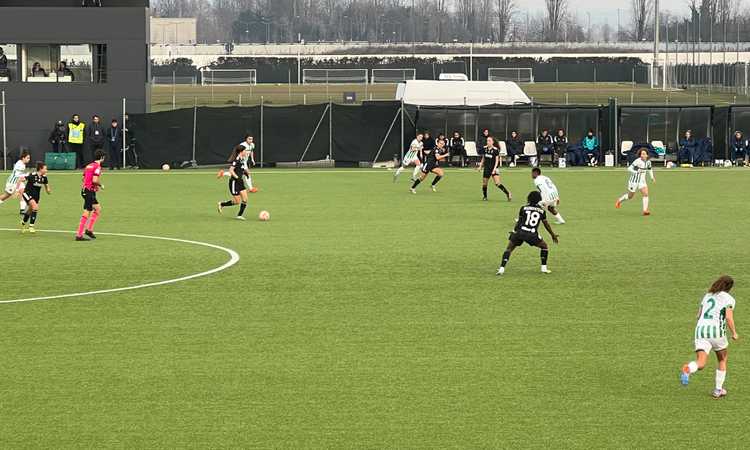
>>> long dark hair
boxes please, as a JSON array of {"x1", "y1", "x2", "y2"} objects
[
  {"x1": 708, "y1": 275, "x2": 734, "y2": 294},
  {"x1": 228, "y1": 145, "x2": 244, "y2": 162}
]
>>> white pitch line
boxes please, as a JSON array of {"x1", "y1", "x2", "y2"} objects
[{"x1": 0, "y1": 229, "x2": 240, "y2": 305}]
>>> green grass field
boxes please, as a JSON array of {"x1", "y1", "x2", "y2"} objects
[
  {"x1": 2, "y1": 167, "x2": 750, "y2": 447},
  {"x1": 150, "y1": 82, "x2": 750, "y2": 111}
]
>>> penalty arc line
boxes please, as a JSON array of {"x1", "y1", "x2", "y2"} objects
[{"x1": 0, "y1": 229, "x2": 240, "y2": 305}]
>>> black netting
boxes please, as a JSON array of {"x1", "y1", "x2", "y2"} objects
[
  {"x1": 332, "y1": 102, "x2": 402, "y2": 163},
  {"x1": 262, "y1": 104, "x2": 330, "y2": 162},
  {"x1": 196, "y1": 106, "x2": 260, "y2": 165},
  {"x1": 128, "y1": 108, "x2": 194, "y2": 169}
]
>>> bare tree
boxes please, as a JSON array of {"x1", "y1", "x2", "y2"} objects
[
  {"x1": 631, "y1": 0, "x2": 653, "y2": 41},
  {"x1": 495, "y1": 0, "x2": 514, "y2": 42},
  {"x1": 544, "y1": 0, "x2": 567, "y2": 42}
]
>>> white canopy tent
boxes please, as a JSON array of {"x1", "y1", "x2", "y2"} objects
[{"x1": 395, "y1": 80, "x2": 531, "y2": 106}]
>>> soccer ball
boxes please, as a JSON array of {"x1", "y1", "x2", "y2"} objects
[
  {"x1": 162, "y1": 164, "x2": 171, "y2": 171},
  {"x1": 258, "y1": 210, "x2": 270, "y2": 221},
  {"x1": 724, "y1": 160, "x2": 733, "y2": 168}
]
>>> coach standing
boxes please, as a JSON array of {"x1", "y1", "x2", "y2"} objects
[
  {"x1": 68, "y1": 114, "x2": 86, "y2": 168},
  {"x1": 106, "y1": 118, "x2": 123, "y2": 170},
  {"x1": 87, "y1": 115, "x2": 106, "y2": 164}
]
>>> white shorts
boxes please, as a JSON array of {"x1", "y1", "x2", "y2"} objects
[
  {"x1": 695, "y1": 337, "x2": 729, "y2": 353},
  {"x1": 4, "y1": 181, "x2": 19, "y2": 195},
  {"x1": 403, "y1": 150, "x2": 420, "y2": 166},
  {"x1": 627, "y1": 181, "x2": 647, "y2": 193},
  {"x1": 540, "y1": 196, "x2": 559, "y2": 208}
]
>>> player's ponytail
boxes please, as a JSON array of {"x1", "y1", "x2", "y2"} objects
[
  {"x1": 228, "y1": 145, "x2": 244, "y2": 162},
  {"x1": 708, "y1": 275, "x2": 734, "y2": 294}
]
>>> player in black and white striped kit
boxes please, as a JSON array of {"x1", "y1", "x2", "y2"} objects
[{"x1": 497, "y1": 191, "x2": 559, "y2": 276}]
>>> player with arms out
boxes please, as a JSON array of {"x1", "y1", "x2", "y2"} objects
[
  {"x1": 497, "y1": 191, "x2": 559, "y2": 276},
  {"x1": 217, "y1": 135, "x2": 258, "y2": 193},
  {"x1": 217, "y1": 145, "x2": 250, "y2": 220},
  {"x1": 394, "y1": 132, "x2": 424, "y2": 182},
  {"x1": 75, "y1": 150, "x2": 106, "y2": 241},
  {"x1": 531, "y1": 168, "x2": 564, "y2": 224},
  {"x1": 680, "y1": 275, "x2": 739, "y2": 399},
  {"x1": 615, "y1": 148, "x2": 654, "y2": 215},
  {"x1": 0, "y1": 150, "x2": 32, "y2": 222},
  {"x1": 21, "y1": 162, "x2": 51, "y2": 234},
  {"x1": 478, "y1": 136, "x2": 512, "y2": 201},
  {"x1": 410, "y1": 138, "x2": 449, "y2": 193}
]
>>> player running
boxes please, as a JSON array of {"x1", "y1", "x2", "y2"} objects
[
  {"x1": 477, "y1": 136, "x2": 512, "y2": 201},
  {"x1": 75, "y1": 150, "x2": 106, "y2": 241},
  {"x1": 0, "y1": 150, "x2": 32, "y2": 222},
  {"x1": 531, "y1": 168, "x2": 564, "y2": 224},
  {"x1": 680, "y1": 275, "x2": 739, "y2": 399},
  {"x1": 410, "y1": 138, "x2": 448, "y2": 193},
  {"x1": 393, "y1": 132, "x2": 424, "y2": 182},
  {"x1": 615, "y1": 148, "x2": 654, "y2": 216},
  {"x1": 217, "y1": 145, "x2": 250, "y2": 220},
  {"x1": 496, "y1": 191, "x2": 559, "y2": 276},
  {"x1": 216, "y1": 135, "x2": 258, "y2": 193},
  {"x1": 21, "y1": 162, "x2": 51, "y2": 234}
]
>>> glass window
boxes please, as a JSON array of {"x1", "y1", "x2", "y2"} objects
[
  {"x1": 0, "y1": 44, "x2": 17, "y2": 82},
  {"x1": 18, "y1": 44, "x2": 105, "y2": 83}
]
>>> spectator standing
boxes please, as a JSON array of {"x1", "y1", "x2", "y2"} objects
[
  {"x1": 581, "y1": 129, "x2": 600, "y2": 166},
  {"x1": 553, "y1": 129, "x2": 568, "y2": 163},
  {"x1": 730, "y1": 131, "x2": 747, "y2": 166},
  {"x1": 679, "y1": 130, "x2": 698, "y2": 165},
  {"x1": 0, "y1": 48, "x2": 9, "y2": 80},
  {"x1": 106, "y1": 118, "x2": 123, "y2": 170},
  {"x1": 537, "y1": 129, "x2": 554, "y2": 160},
  {"x1": 478, "y1": 128, "x2": 490, "y2": 156},
  {"x1": 48, "y1": 120, "x2": 67, "y2": 152},
  {"x1": 449, "y1": 131, "x2": 465, "y2": 167},
  {"x1": 67, "y1": 114, "x2": 86, "y2": 168},
  {"x1": 506, "y1": 131, "x2": 524, "y2": 167},
  {"x1": 87, "y1": 115, "x2": 106, "y2": 163}
]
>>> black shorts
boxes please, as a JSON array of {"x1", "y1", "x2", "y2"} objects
[
  {"x1": 421, "y1": 163, "x2": 437, "y2": 174},
  {"x1": 483, "y1": 167, "x2": 498, "y2": 178},
  {"x1": 22, "y1": 191, "x2": 41, "y2": 204},
  {"x1": 81, "y1": 189, "x2": 98, "y2": 211},
  {"x1": 229, "y1": 177, "x2": 246, "y2": 196},
  {"x1": 509, "y1": 231, "x2": 542, "y2": 247}
]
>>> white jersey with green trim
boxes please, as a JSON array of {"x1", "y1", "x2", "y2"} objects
[
  {"x1": 6, "y1": 160, "x2": 27, "y2": 186},
  {"x1": 534, "y1": 175, "x2": 559, "y2": 201},
  {"x1": 695, "y1": 291, "x2": 735, "y2": 339}
]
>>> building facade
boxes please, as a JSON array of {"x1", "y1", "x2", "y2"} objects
[{"x1": 0, "y1": 0, "x2": 150, "y2": 165}]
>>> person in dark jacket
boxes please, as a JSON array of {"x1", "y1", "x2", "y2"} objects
[
  {"x1": 478, "y1": 128, "x2": 490, "y2": 156},
  {"x1": 449, "y1": 131, "x2": 465, "y2": 167},
  {"x1": 678, "y1": 130, "x2": 698, "y2": 165},
  {"x1": 537, "y1": 129, "x2": 554, "y2": 158},
  {"x1": 87, "y1": 115, "x2": 106, "y2": 162},
  {"x1": 553, "y1": 129, "x2": 568, "y2": 163},
  {"x1": 56, "y1": 61, "x2": 75, "y2": 81},
  {"x1": 31, "y1": 62, "x2": 47, "y2": 78},
  {"x1": 106, "y1": 118, "x2": 123, "y2": 170},
  {"x1": 48, "y1": 120, "x2": 67, "y2": 152},
  {"x1": 730, "y1": 130, "x2": 747, "y2": 166},
  {"x1": 0, "y1": 47, "x2": 8, "y2": 80},
  {"x1": 422, "y1": 131, "x2": 436, "y2": 152},
  {"x1": 506, "y1": 131, "x2": 524, "y2": 167}
]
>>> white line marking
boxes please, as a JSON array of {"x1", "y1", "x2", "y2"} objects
[{"x1": 0, "y1": 229, "x2": 240, "y2": 305}]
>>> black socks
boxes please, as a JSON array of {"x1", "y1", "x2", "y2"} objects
[
  {"x1": 501, "y1": 250, "x2": 511, "y2": 268},
  {"x1": 238, "y1": 202, "x2": 247, "y2": 217},
  {"x1": 540, "y1": 249, "x2": 549, "y2": 265},
  {"x1": 482, "y1": 186, "x2": 488, "y2": 198},
  {"x1": 220, "y1": 200, "x2": 233, "y2": 207},
  {"x1": 30, "y1": 211, "x2": 38, "y2": 225},
  {"x1": 497, "y1": 184, "x2": 509, "y2": 195},
  {"x1": 431, "y1": 176, "x2": 442, "y2": 186},
  {"x1": 411, "y1": 179, "x2": 422, "y2": 189}
]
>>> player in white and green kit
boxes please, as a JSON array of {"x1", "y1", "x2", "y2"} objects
[
  {"x1": 0, "y1": 151, "x2": 32, "y2": 220},
  {"x1": 615, "y1": 148, "x2": 654, "y2": 215},
  {"x1": 680, "y1": 275, "x2": 739, "y2": 398}
]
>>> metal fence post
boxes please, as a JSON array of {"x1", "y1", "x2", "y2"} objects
[
  {"x1": 122, "y1": 98, "x2": 127, "y2": 169},
  {"x1": 329, "y1": 99, "x2": 333, "y2": 161},
  {"x1": 260, "y1": 96, "x2": 264, "y2": 168},
  {"x1": 400, "y1": 99, "x2": 405, "y2": 161},
  {"x1": 172, "y1": 70, "x2": 176, "y2": 110},
  {"x1": 1, "y1": 91, "x2": 6, "y2": 171},
  {"x1": 191, "y1": 97, "x2": 197, "y2": 166}
]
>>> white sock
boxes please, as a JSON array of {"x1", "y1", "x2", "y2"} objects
[
  {"x1": 554, "y1": 213, "x2": 564, "y2": 222},
  {"x1": 0, "y1": 198, "x2": 4, "y2": 204},
  {"x1": 395, "y1": 166, "x2": 404, "y2": 175},
  {"x1": 412, "y1": 165, "x2": 421, "y2": 179},
  {"x1": 688, "y1": 361, "x2": 699, "y2": 374},
  {"x1": 541, "y1": 265, "x2": 548, "y2": 271},
  {"x1": 223, "y1": 172, "x2": 230, "y2": 177},
  {"x1": 20, "y1": 199, "x2": 27, "y2": 211},
  {"x1": 715, "y1": 369, "x2": 726, "y2": 390},
  {"x1": 618, "y1": 194, "x2": 629, "y2": 203},
  {"x1": 642, "y1": 197, "x2": 649, "y2": 211},
  {"x1": 245, "y1": 175, "x2": 253, "y2": 189}
]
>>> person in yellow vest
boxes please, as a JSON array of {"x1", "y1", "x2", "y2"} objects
[{"x1": 68, "y1": 114, "x2": 85, "y2": 168}]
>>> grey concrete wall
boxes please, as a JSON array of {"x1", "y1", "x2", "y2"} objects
[{"x1": 0, "y1": 6, "x2": 149, "y2": 164}]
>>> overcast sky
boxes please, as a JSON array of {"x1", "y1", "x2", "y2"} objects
[{"x1": 521, "y1": 0, "x2": 693, "y2": 25}]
